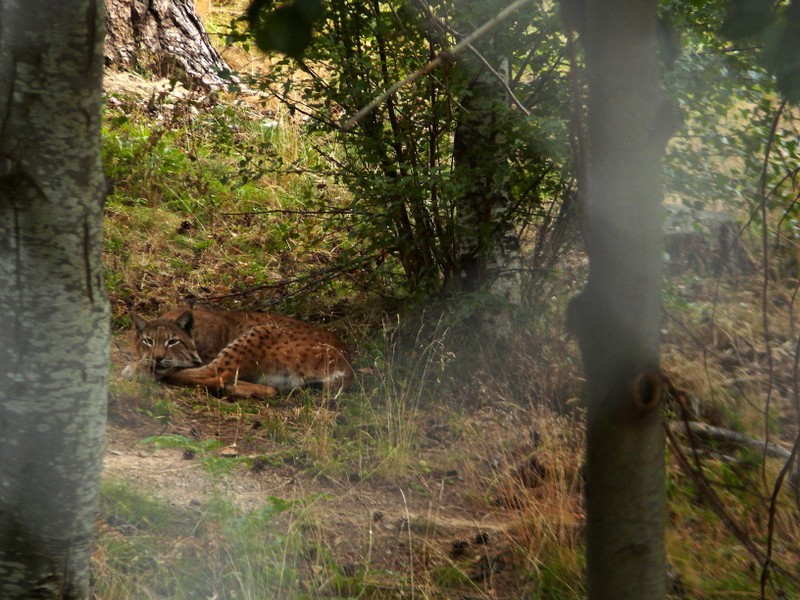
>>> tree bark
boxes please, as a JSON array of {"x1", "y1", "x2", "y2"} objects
[
  {"x1": 0, "y1": 1, "x2": 109, "y2": 597},
  {"x1": 453, "y1": 69, "x2": 522, "y2": 302},
  {"x1": 566, "y1": 0, "x2": 675, "y2": 597},
  {"x1": 105, "y1": 0, "x2": 231, "y2": 87},
  {"x1": 450, "y1": 1, "x2": 521, "y2": 301}
]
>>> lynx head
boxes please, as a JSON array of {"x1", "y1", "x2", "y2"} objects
[{"x1": 131, "y1": 310, "x2": 203, "y2": 378}]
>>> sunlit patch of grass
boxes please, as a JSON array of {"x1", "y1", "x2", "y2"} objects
[{"x1": 102, "y1": 80, "x2": 360, "y2": 326}]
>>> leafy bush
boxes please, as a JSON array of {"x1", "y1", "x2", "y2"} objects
[{"x1": 233, "y1": 0, "x2": 577, "y2": 298}]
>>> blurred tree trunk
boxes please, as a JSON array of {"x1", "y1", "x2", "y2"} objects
[
  {"x1": 105, "y1": 0, "x2": 231, "y2": 87},
  {"x1": 450, "y1": 1, "x2": 521, "y2": 301},
  {"x1": 0, "y1": 1, "x2": 110, "y2": 597},
  {"x1": 565, "y1": 0, "x2": 677, "y2": 597},
  {"x1": 453, "y1": 66, "x2": 522, "y2": 302}
]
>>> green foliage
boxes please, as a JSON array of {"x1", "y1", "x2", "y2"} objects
[
  {"x1": 247, "y1": 0, "x2": 324, "y2": 57},
  {"x1": 101, "y1": 87, "x2": 378, "y2": 317},
  {"x1": 721, "y1": 0, "x2": 800, "y2": 101},
  {"x1": 233, "y1": 0, "x2": 800, "y2": 301},
  {"x1": 228, "y1": 0, "x2": 575, "y2": 298},
  {"x1": 663, "y1": 0, "x2": 799, "y2": 236}
]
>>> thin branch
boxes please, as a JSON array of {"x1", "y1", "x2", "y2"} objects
[
  {"x1": 761, "y1": 333, "x2": 800, "y2": 597},
  {"x1": 340, "y1": 0, "x2": 535, "y2": 130},
  {"x1": 758, "y1": 100, "x2": 787, "y2": 491},
  {"x1": 189, "y1": 257, "x2": 373, "y2": 304},
  {"x1": 772, "y1": 177, "x2": 800, "y2": 248},
  {"x1": 663, "y1": 403, "x2": 800, "y2": 589},
  {"x1": 464, "y1": 45, "x2": 529, "y2": 115},
  {"x1": 413, "y1": 0, "x2": 530, "y2": 115},
  {"x1": 665, "y1": 421, "x2": 767, "y2": 564}
]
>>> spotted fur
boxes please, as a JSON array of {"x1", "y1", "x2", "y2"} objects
[{"x1": 123, "y1": 307, "x2": 353, "y2": 399}]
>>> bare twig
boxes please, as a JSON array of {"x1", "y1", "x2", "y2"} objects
[
  {"x1": 340, "y1": 0, "x2": 534, "y2": 130},
  {"x1": 770, "y1": 173, "x2": 800, "y2": 244},
  {"x1": 664, "y1": 378, "x2": 800, "y2": 593},
  {"x1": 665, "y1": 419, "x2": 767, "y2": 564},
  {"x1": 761, "y1": 310, "x2": 800, "y2": 597},
  {"x1": 664, "y1": 416, "x2": 800, "y2": 589},
  {"x1": 756, "y1": 105, "x2": 786, "y2": 554},
  {"x1": 412, "y1": 0, "x2": 530, "y2": 115},
  {"x1": 188, "y1": 257, "x2": 375, "y2": 304}
]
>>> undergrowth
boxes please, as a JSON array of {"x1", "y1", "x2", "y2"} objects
[
  {"x1": 99, "y1": 52, "x2": 800, "y2": 600},
  {"x1": 93, "y1": 479, "x2": 317, "y2": 599},
  {"x1": 103, "y1": 80, "x2": 381, "y2": 326}
]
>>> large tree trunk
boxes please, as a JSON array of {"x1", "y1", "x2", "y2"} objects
[
  {"x1": 105, "y1": 0, "x2": 231, "y2": 87},
  {"x1": 0, "y1": 1, "x2": 109, "y2": 597},
  {"x1": 566, "y1": 0, "x2": 675, "y2": 597}
]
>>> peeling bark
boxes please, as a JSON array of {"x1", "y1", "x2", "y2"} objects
[{"x1": 0, "y1": 1, "x2": 109, "y2": 597}]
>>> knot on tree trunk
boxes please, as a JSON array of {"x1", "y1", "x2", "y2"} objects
[{"x1": 630, "y1": 370, "x2": 664, "y2": 414}]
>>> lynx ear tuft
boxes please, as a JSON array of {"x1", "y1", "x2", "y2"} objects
[
  {"x1": 132, "y1": 313, "x2": 148, "y2": 333},
  {"x1": 174, "y1": 310, "x2": 195, "y2": 335}
]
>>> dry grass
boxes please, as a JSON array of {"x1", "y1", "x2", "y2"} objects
[{"x1": 96, "y1": 12, "x2": 800, "y2": 595}]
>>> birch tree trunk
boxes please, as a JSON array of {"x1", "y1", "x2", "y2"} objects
[
  {"x1": 450, "y1": 1, "x2": 521, "y2": 302},
  {"x1": 566, "y1": 0, "x2": 676, "y2": 597},
  {"x1": 0, "y1": 1, "x2": 109, "y2": 597}
]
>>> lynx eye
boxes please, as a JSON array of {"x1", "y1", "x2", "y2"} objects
[
  {"x1": 141, "y1": 337, "x2": 154, "y2": 348},
  {"x1": 165, "y1": 338, "x2": 181, "y2": 348}
]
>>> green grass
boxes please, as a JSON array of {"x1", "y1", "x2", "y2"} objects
[
  {"x1": 99, "y1": 56, "x2": 800, "y2": 599},
  {"x1": 93, "y1": 480, "x2": 313, "y2": 599},
  {"x1": 102, "y1": 83, "x2": 362, "y2": 327}
]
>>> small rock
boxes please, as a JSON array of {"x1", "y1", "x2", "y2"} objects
[
  {"x1": 474, "y1": 532, "x2": 489, "y2": 545},
  {"x1": 219, "y1": 445, "x2": 239, "y2": 458},
  {"x1": 450, "y1": 539, "x2": 469, "y2": 559}
]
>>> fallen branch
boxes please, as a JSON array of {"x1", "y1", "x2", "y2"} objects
[{"x1": 670, "y1": 421, "x2": 794, "y2": 461}]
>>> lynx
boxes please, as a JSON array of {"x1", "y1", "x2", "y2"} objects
[{"x1": 122, "y1": 307, "x2": 353, "y2": 398}]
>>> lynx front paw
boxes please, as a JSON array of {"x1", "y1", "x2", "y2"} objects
[
  {"x1": 224, "y1": 382, "x2": 278, "y2": 400},
  {"x1": 121, "y1": 361, "x2": 152, "y2": 381},
  {"x1": 121, "y1": 362, "x2": 137, "y2": 380}
]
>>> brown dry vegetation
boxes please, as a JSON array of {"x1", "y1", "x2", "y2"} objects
[{"x1": 94, "y1": 5, "x2": 800, "y2": 599}]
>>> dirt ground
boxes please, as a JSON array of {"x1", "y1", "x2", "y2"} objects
[{"x1": 104, "y1": 334, "x2": 548, "y2": 597}]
